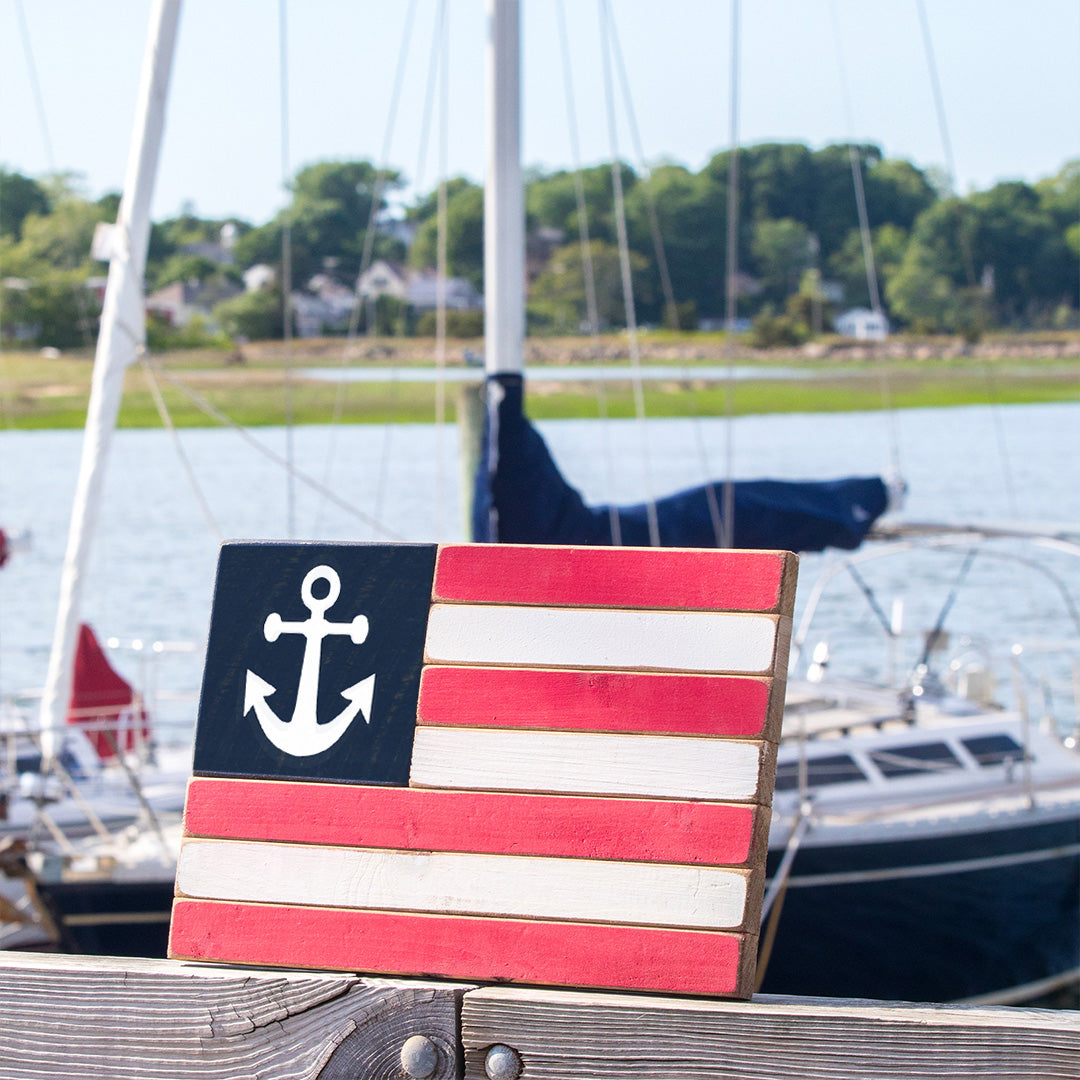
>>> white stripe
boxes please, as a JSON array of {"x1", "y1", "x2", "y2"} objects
[
  {"x1": 410, "y1": 728, "x2": 764, "y2": 801},
  {"x1": 425, "y1": 605, "x2": 777, "y2": 673},
  {"x1": 176, "y1": 839, "x2": 750, "y2": 930}
]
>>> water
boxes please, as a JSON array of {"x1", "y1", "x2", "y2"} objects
[{"x1": 1, "y1": 401, "x2": 1078, "y2": 738}]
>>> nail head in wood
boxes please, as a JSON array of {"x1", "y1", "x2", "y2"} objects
[
  {"x1": 484, "y1": 1044, "x2": 523, "y2": 1080},
  {"x1": 400, "y1": 1034, "x2": 439, "y2": 1079}
]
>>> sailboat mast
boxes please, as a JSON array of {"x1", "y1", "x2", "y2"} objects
[
  {"x1": 484, "y1": 0, "x2": 524, "y2": 375},
  {"x1": 38, "y1": 0, "x2": 182, "y2": 763}
]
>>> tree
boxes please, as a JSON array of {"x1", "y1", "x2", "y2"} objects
[
  {"x1": 623, "y1": 164, "x2": 725, "y2": 323},
  {"x1": 528, "y1": 239, "x2": 652, "y2": 332},
  {"x1": 750, "y1": 218, "x2": 813, "y2": 303},
  {"x1": 526, "y1": 163, "x2": 634, "y2": 250},
  {"x1": 885, "y1": 239, "x2": 959, "y2": 333},
  {"x1": 232, "y1": 160, "x2": 404, "y2": 285},
  {"x1": 966, "y1": 180, "x2": 1071, "y2": 324},
  {"x1": 212, "y1": 286, "x2": 285, "y2": 341},
  {"x1": 0, "y1": 169, "x2": 51, "y2": 239},
  {"x1": 409, "y1": 181, "x2": 485, "y2": 289},
  {"x1": 828, "y1": 223, "x2": 908, "y2": 310},
  {"x1": 0, "y1": 191, "x2": 110, "y2": 346}
]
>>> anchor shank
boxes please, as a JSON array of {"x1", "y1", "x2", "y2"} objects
[{"x1": 290, "y1": 615, "x2": 330, "y2": 726}]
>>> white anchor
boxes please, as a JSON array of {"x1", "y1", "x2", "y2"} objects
[{"x1": 244, "y1": 564, "x2": 375, "y2": 757}]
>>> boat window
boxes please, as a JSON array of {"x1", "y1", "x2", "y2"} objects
[
  {"x1": 775, "y1": 754, "x2": 866, "y2": 791},
  {"x1": 962, "y1": 734, "x2": 1027, "y2": 767},
  {"x1": 13, "y1": 746, "x2": 86, "y2": 780},
  {"x1": 870, "y1": 742, "x2": 962, "y2": 778},
  {"x1": 15, "y1": 752, "x2": 43, "y2": 775}
]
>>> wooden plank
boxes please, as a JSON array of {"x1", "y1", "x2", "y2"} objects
[
  {"x1": 461, "y1": 985, "x2": 1080, "y2": 1080},
  {"x1": 182, "y1": 777, "x2": 765, "y2": 866},
  {"x1": 433, "y1": 545, "x2": 796, "y2": 613},
  {"x1": 0, "y1": 951, "x2": 466, "y2": 1080},
  {"x1": 169, "y1": 900, "x2": 756, "y2": 997},
  {"x1": 425, "y1": 604, "x2": 780, "y2": 673},
  {"x1": 418, "y1": 667, "x2": 780, "y2": 739},
  {"x1": 409, "y1": 728, "x2": 773, "y2": 801},
  {"x1": 4, "y1": 954, "x2": 1075, "y2": 1080},
  {"x1": 175, "y1": 838, "x2": 753, "y2": 930}
]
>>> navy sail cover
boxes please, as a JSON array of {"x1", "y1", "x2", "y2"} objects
[{"x1": 472, "y1": 373, "x2": 888, "y2": 552}]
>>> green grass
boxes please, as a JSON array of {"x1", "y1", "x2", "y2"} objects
[{"x1": 2, "y1": 339, "x2": 1079, "y2": 430}]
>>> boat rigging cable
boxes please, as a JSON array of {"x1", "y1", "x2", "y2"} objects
[
  {"x1": 278, "y1": 0, "x2": 296, "y2": 539},
  {"x1": 722, "y1": 0, "x2": 740, "y2": 549},
  {"x1": 142, "y1": 359, "x2": 403, "y2": 540},
  {"x1": 14, "y1": 0, "x2": 96, "y2": 353},
  {"x1": 598, "y1": 0, "x2": 660, "y2": 546},
  {"x1": 602, "y1": 0, "x2": 725, "y2": 547},
  {"x1": 137, "y1": 355, "x2": 222, "y2": 541},
  {"x1": 13, "y1": 0, "x2": 53, "y2": 169},
  {"x1": 914, "y1": 545, "x2": 978, "y2": 676},
  {"x1": 828, "y1": 0, "x2": 902, "y2": 480},
  {"x1": 555, "y1": 0, "x2": 601, "y2": 339},
  {"x1": 916, "y1": 0, "x2": 1018, "y2": 517},
  {"x1": 325, "y1": 0, "x2": 419, "y2": 538},
  {"x1": 554, "y1": 0, "x2": 622, "y2": 546},
  {"x1": 604, "y1": 9, "x2": 680, "y2": 332},
  {"x1": 434, "y1": 0, "x2": 451, "y2": 540}
]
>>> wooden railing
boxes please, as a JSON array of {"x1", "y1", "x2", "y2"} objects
[{"x1": 2, "y1": 953, "x2": 1077, "y2": 1080}]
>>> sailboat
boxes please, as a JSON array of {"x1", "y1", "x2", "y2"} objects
[
  {"x1": 0, "y1": 0, "x2": 186, "y2": 955},
  {"x1": 469, "y1": 0, "x2": 1080, "y2": 1006},
  {"x1": 8, "y1": 0, "x2": 1079, "y2": 1006}
]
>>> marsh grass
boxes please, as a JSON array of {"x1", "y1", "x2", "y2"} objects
[{"x1": 2, "y1": 335, "x2": 1078, "y2": 430}]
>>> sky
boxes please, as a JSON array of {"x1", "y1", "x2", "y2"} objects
[{"x1": 0, "y1": 0, "x2": 1078, "y2": 225}]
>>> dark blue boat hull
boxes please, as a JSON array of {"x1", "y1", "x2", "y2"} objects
[{"x1": 759, "y1": 815, "x2": 1080, "y2": 1001}]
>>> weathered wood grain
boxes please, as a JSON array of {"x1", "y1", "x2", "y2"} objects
[
  {"x1": 425, "y1": 604, "x2": 780, "y2": 673},
  {"x1": 8, "y1": 954, "x2": 1070, "y2": 1080},
  {"x1": 176, "y1": 837, "x2": 753, "y2": 929},
  {"x1": 418, "y1": 667, "x2": 779, "y2": 739},
  {"x1": 170, "y1": 901, "x2": 756, "y2": 997},
  {"x1": 461, "y1": 985, "x2": 1080, "y2": 1080},
  {"x1": 410, "y1": 727, "x2": 773, "y2": 801},
  {"x1": 432, "y1": 544, "x2": 797, "y2": 613},
  {"x1": 182, "y1": 778, "x2": 766, "y2": 867},
  {"x1": 0, "y1": 952, "x2": 467, "y2": 1080}
]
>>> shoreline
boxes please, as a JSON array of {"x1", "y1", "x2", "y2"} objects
[{"x1": 3, "y1": 333, "x2": 1079, "y2": 430}]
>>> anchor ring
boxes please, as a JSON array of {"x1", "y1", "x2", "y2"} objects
[{"x1": 301, "y1": 565, "x2": 341, "y2": 614}]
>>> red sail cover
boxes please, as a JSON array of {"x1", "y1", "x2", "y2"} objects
[
  {"x1": 67, "y1": 623, "x2": 150, "y2": 760},
  {"x1": 169, "y1": 542, "x2": 797, "y2": 999}
]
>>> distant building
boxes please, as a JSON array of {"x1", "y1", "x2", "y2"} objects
[
  {"x1": 357, "y1": 259, "x2": 482, "y2": 311},
  {"x1": 291, "y1": 274, "x2": 358, "y2": 337},
  {"x1": 834, "y1": 307, "x2": 889, "y2": 341},
  {"x1": 356, "y1": 259, "x2": 409, "y2": 301},
  {"x1": 145, "y1": 278, "x2": 241, "y2": 327},
  {"x1": 243, "y1": 264, "x2": 276, "y2": 293},
  {"x1": 404, "y1": 271, "x2": 482, "y2": 311}
]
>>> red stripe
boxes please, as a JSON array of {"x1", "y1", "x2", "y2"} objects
[
  {"x1": 182, "y1": 778, "x2": 760, "y2": 866},
  {"x1": 169, "y1": 900, "x2": 750, "y2": 996},
  {"x1": 419, "y1": 666, "x2": 776, "y2": 739},
  {"x1": 433, "y1": 545, "x2": 791, "y2": 612}
]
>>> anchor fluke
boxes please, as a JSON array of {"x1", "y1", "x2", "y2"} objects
[
  {"x1": 337, "y1": 674, "x2": 376, "y2": 726},
  {"x1": 245, "y1": 666, "x2": 367, "y2": 758},
  {"x1": 244, "y1": 670, "x2": 276, "y2": 713}
]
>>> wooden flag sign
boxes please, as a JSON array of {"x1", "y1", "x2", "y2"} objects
[{"x1": 169, "y1": 542, "x2": 797, "y2": 998}]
